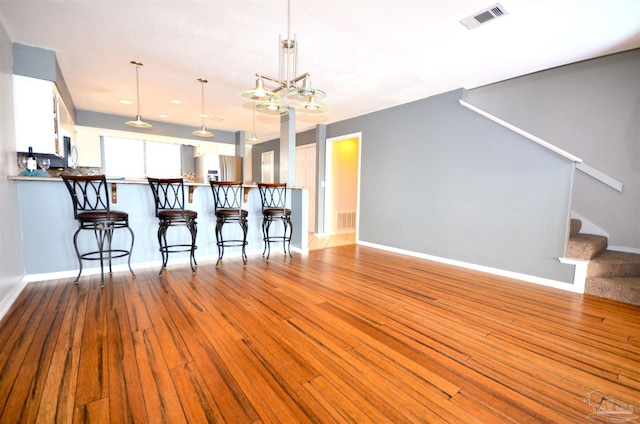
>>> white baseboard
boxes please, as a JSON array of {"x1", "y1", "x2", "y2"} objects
[
  {"x1": 0, "y1": 277, "x2": 29, "y2": 323},
  {"x1": 357, "y1": 240, "x2": 584, "y2": 293},
  {"x1": 22, "y1": 248, "x2": 277, "y2": 283},
  {"x1": 608, "y1": 245, "x2": 640, "y2": 255}
]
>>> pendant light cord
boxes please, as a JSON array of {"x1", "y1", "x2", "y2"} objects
[
  {"x1": 200, "y1": 80, "x2": 206, "y2": 124},
  {"x1": 135, "y1": 64, "x2": 141, "y2": 116}
]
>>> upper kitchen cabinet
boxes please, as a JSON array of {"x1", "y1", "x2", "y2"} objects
[{"x1": 13, "y1": 74, "x2": 74, "y2": 157}]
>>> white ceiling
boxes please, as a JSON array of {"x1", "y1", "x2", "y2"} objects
[{"x1": 1, "y1": 0, "x2": 639, "y2": 142}]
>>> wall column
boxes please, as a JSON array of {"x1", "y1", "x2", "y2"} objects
[{"x1": 279, "y1": 107, "x2": 296, "y2": 185}]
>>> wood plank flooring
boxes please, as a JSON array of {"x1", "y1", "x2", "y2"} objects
[{"x1": 1, "y1": 245, "x2": 639, "y2": 423}]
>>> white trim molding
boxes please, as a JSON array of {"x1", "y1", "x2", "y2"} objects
[
  {"x1": 459, "y1": 100, "x2": 582, "y2": 163},
  {"x1": 359, "y1": 240, "x2": 586, "y2": 294},
  {"x1": 575, "y1": 162, "x2": 623, "y2": 192},
  {"x1": 0, "y1": 277, "x2": 29, "y2": 323}
]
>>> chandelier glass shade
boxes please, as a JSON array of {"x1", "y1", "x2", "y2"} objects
[
  {"x1": 256, "y1": 95, "x2": 289, "y2": 116},
  {"x1": 241, "y1": 0, "x2": 328, "y2": 116},
  {"x1": 193, "y1": 78, "x2": 214, "y2": 138},
  {"x1": 240, "y1": 78, "x2": 276, "y2": 102},
  {"x1": 125, "y1": 61, "x2": 152, "y2": 128},
  {"x1": 295, "y1": 95, "x2": 329, "y2": 114}
]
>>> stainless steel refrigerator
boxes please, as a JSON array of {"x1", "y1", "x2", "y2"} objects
[{"x1": 195, "y1": 154, "x2": 243, "y2": 183}]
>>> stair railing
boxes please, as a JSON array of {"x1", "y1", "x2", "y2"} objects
[{"x1": 459, "y1": 100, "x2": 623, "y2": 192}]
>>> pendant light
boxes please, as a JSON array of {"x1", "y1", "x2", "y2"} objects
[
  {"x1": 246, "y1": 107, "x2": 260, "y2": 144},
  {"x1": 125, "y1": 61, "x2": 152, "y2": 128},
  {"x1": 193, "y1": 78, "x2": 214, "y2": 138}
]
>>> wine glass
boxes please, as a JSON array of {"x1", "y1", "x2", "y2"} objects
[
  {"x1": 17, "y1": 154, "x2": 27, "y2": 171},
  {"x1": 40, "y1": 158, "x2": 51, "y2": 174}
]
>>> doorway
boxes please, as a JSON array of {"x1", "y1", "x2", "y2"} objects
[
  {"x1": 295, "y1": 144, "x2": 316, "y2": 231},
  {"x1": 261, "y1": 151, "x2": 274, "y2": 183},
  {"x1": 324, "y1": 133, "x2": 361, "y2": 238}
]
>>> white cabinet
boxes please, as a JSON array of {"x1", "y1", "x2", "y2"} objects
[{"x1": 13, "y1": 75, "x2": 73, "y2": 158}]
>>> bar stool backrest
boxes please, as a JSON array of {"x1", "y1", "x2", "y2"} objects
[
  {"x1": 258, "y1": 183, "x2": 287, "y2": 214},
  {"x1": 147, "y1": 177, "x2": 186, "y2": 217},
  {"x1": 210, "y1": 181, "x2": 244, "y2": 213},
  {"x1": 62, "y1": 174, "x2": 112, "y2": 219}
]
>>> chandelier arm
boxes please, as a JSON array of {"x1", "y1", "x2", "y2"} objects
[
  {"x1": 256, "y1": 73, "x2": 287, "y2": 87},
  {"x1": 290, "y1": 72, "x2": 310, "y2": 84}
]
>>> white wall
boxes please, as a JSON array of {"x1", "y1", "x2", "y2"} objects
[{"x1": 0, "y1": 15, "x2": 27, "y2": 320}]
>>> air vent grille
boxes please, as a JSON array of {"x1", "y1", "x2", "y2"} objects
[{"x1": 460, "y1": 3, "x2": 508, "y2": 30}]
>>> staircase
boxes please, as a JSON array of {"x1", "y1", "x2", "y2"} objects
[{"x1": 567, "y1": 219, "x2": 640, "y2": 305}]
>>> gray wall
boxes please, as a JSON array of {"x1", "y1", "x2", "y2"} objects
[
  {"x1": 327, "y1": 89, "x2": 576, "y2": 283},
  {"x1": 0, "y1": 18, "x2": 26, "y2": 315},
  {"x1": 13, "y1": 43, "x2": 75, "y2": 117},
  {"x1": 249, "y1": 128, "x2": 318, "y2": 184},
  {"x1": 467, "y1": 49, "x2": 640, "y2": 249}
]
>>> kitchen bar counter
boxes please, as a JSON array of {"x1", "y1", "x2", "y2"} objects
[{"x1": 11, "y1": 176, "x2": 309, "y2": 279}]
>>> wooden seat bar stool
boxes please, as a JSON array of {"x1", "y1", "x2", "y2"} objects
[
  {"x1": 147, "y1": 177, "x2": 198, "y2": 275},
  {"x1": 209, "y1": 181, "x2": 249, "y2": 267},
  {"x1": 257, "y1": 183, "x2": 292, "y2": 260},
  {"x1": 61, "y1": 174, "x2": 135, "y2": 287}
]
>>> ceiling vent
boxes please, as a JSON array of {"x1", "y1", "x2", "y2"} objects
[{"x1": 460, "y1": 3, "x2": 508, "y2": 30}]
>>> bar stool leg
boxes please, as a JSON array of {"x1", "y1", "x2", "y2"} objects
[
  {"x1": 284, "y1": 216, "x2": 293, "y2": 258},
  {"x1": 106, "y1": 225, "x2": 114, "y2": 276},
  {"x1": 91, "y1": 224, "x2": 107, "y2": 287},
  {"x1": 126, "y1": 225, "x2": 136, "y2": 278},
  {"x1": 215, "y1": 217, "x2": 225, "y2": 267},
  {"x1": 158, "y1": 220, "x2": 169, "y2": 276},
  {"x1": 188, "y1": 218, "x2": 198, "y2": 273},
  {"x1": 72, "y1": 227, "x2": 83, "y2": 284},
  {"x1": 241, "y1": 218, "x2": 248, "y2": 265},
  {"x1": 263, "y1": 217, "x2": 273, "y2": 259},
  {"x1": 260, "y1": 216, "x2": 268, "y2": 257}
]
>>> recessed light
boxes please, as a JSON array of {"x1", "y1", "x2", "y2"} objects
[
  {"x1": 212, "y1": 116, "x2": 224, "y2": 121},
  {"x1": 200, "y1": 113, "x2": 209, "y2": 118},
  {"x1": 119, "y1": 99, "x2": 132, "y2": 105},
  {"x1": 170, "y1": 99, "x2": 182, "y2": 105},
  {"x1": 159, "y1": 114, "x2": 169, "y2": 119}
]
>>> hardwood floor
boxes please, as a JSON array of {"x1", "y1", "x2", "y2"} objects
[
  {"x1": 308, "y1": 232, "x2": 356, "y2": 251},
  {"x1": 1, "y1": 245, "x2": 639, "y2": 423}
]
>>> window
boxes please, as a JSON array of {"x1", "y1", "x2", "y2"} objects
[{"x1": 102, "y1": 136, "x2": 182, "y2": 178}]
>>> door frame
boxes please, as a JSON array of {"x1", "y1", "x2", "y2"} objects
[{"x1": 323, "y1": 132, "x2": 361, "y2": 238}]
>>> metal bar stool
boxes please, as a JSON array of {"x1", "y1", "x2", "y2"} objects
[
  {"x1": 209, "y1": 181, "x2": 248, "y2": 267},
  {"x1": 257, "y1": 183, "x2": 292, "y2": 260},
  {"x1": 147, "y1": 177, "x2": 198, "y2": 275},
  {"x1": 61, "y1": 174, "x2": 135, "y2": 287}
]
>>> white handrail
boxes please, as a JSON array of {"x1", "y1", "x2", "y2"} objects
[
  {"x1": 459, "y1": 99, "x2": 623, "y2": 192},
  {"x1": 576, "y1": 162, "x2": 623, "y2": 192},
  {"x1": 459, "y1": 100, "x2": 582, "y2": 162}
]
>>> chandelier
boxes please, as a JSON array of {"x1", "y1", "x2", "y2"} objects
[{"x1": 240, "y1": 0, "x2": 328, "y2": 115}]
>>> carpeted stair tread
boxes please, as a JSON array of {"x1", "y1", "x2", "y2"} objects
[
  {"x1": 587, "y1": 250, "x2": 640, "y2": 278},
  {"x1": 585, "y1": 277, "x2": 640, "y2": 306},
  {"x1": 566, "y1": 233, "x2": 608, "y2": 260},
  {"x1": 570, "y1": 219, "x2": 582, "y2": 236}
]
